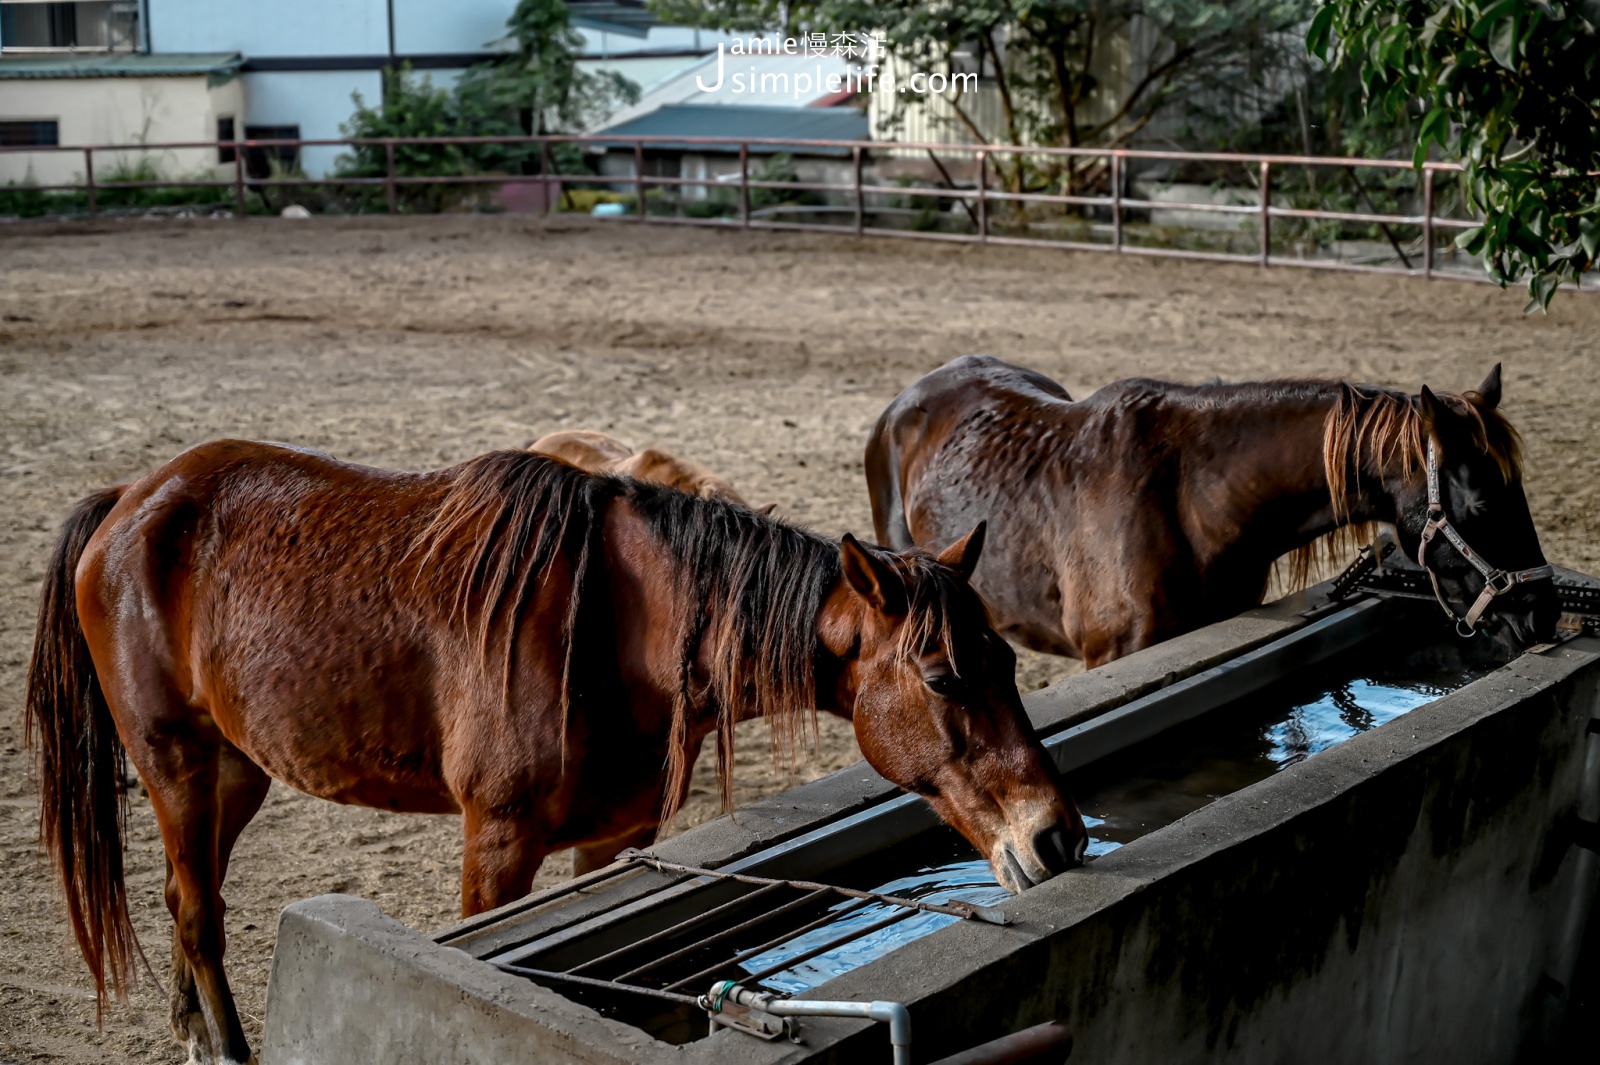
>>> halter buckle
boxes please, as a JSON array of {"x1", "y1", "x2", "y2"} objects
[{"x1": 1485, "y1": 570, "x2": 1516, "y2": 596}]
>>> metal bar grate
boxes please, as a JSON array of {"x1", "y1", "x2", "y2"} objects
[{"x1": 491, "y1": 849, "x2": 1007, "y2": 1015}]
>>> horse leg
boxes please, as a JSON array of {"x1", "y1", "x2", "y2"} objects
[
  {"x1": 573, "y1": 824, "x2": 659, "y2": 876},
  {"x1": 459, "y1": 807, "x2": 552, "y2": 916},
  {"x1": 166, "y1": 749, "x2": 269, "y2": 1059},
  {"x1": 142, "y1": 735, "x2": 261, "y2": 1065}
]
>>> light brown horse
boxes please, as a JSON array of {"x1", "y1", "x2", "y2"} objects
[
  {"x1": 529, "y1": 428, "x2": 754, "y2": 505},
  {"x1": 867, "y1": 356, "x2": 1557, "y2": 667},
  {"x1": 26, "y1": 441, "x2": 1085, "y2": 1065}
]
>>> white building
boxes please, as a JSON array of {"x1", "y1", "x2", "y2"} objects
[{"x1": 0, "y1": 1, "x2": 731, "y2": 182}]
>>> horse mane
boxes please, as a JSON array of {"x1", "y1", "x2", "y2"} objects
[
  {"x1": 411, "y1": 451, "x2": 619, "y2": 771},
  {"x1": 1279, "y1": 380, "x2": 1524, "y2": 590},
  {"x1": 629, "y1": 484, "x2": 981, "y2": 824},
  {"x1": 411, "y1": 450, "x2": 973, "y2": 827}
]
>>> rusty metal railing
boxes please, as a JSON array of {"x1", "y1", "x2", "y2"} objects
[{"x1": 2, "y1": 134, "x2": 1592, "y2": 291}]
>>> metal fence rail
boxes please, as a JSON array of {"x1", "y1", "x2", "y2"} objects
[{"x1": 3, "y1": 133, "x2": 1592, "y2": 291}]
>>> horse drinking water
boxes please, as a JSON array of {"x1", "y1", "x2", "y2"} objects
[
  {"x1": 26, "y1": 442, "x2": 1085, "y2": 1065},
  {"x1": 867, "y1": 356, "x2": 1557, "y2": 667}
]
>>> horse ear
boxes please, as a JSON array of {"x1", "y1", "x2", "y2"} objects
[
  {"x1": 757, "y1": 502, "x2": 778, "y2": 516},
  {"x1": 1474, "y1": 363, "x2": 1503, "y2": 409},
  {"x1": 1418, "y1": 385, "x2": 1449, "y2": 440},
  {"x1": 840, "y1": 533, "x2": 906, "y2": 614},
  {"x1": 937, "y1": 521, "x2": 987, "y2": 582}
]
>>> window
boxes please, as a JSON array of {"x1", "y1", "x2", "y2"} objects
[
  {"x1": 217, "y1": 117, "x2": 236, "y2": 164},
  {"x1": 242, "y1": 125, "x2": 300, "y2": 179},
  {"x1": 0, "y1": 2, "x2": 137, "y2": 53},
  {"x1": 0, "y1": 120, "x2": 60, "y2": 147}
]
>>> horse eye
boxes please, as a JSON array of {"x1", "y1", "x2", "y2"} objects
[{"x1": 923, "y1": 672, "x2": 964, "y2": 698}]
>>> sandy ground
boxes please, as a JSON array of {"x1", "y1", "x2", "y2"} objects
[{"x1": 1, "y1": 214, "x2": 1597, "y2": 1062}]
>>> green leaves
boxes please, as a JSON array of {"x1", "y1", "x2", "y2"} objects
[{"x1": 1313, "y1": 0, "x2": 1600, "y2": 309}]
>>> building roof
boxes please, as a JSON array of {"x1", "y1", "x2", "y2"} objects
[
  {"x1": 599, "y1": 50, "x2": 865, "y2": 129},
  {"x1": 595, "y1": 104, "x2": 868, "y2": 155},
  {"x1": 0, "y1": 52, "x2": 243, "y2": 84}
]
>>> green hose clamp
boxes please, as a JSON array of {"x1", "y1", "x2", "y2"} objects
[{"x1": 708, "y1": 979, "x2": 737, "y2": 1013}]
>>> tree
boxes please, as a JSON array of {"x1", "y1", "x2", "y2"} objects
[
  {"x1": 461, "y1": 0, "x2": 639, "y2": 137},
  {"x1": 656, "y1": 1, "x2": 1317, "y2": 193},
  {"x1": 1309, "y1": 1, "x2": 1600, "y2": 308},
  {"x1": 338, "y1": 66, "x2": 532, "y2": 209}
]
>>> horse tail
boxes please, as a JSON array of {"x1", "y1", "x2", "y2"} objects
[
  {"x1": 865, "y1": 402, "x2": 915, "y2": 550},
  {"x1": 25, "y1": 485, "x2": 140, "y2": 1016}
]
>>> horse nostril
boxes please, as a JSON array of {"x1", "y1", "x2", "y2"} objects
[{"x1": 1033, "y1": 823, "x2": 1074, "y2": 873}]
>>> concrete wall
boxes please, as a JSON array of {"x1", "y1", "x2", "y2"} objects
[{"x1": 0, "y1": 75, "x2": 242, "y2": 185}]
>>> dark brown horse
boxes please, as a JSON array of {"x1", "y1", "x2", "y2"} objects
[
  {"x1": 867, "y1": 356, "x2": 1558, "y2": 667},
  {"x1": 26, "y1": 441, "x2": 1085, "y2": 1065}
]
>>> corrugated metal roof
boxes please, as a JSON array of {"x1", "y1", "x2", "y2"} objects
[
  {"x1": 0, "y1": 52, "x2": 243, "y2": 81},
  {"x1": 595, "y1": 104, "x2": 868, "y2": 155}
]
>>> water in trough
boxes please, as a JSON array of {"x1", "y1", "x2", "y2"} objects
[{"x1": 743, "y1": 640, "x2": 1489, "y2": 994}]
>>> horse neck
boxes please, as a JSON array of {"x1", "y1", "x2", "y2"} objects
[{"x1": 1192, "y1": 386, "x2": 1394, "y2": 565}]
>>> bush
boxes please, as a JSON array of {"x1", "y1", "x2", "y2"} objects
[{"x1": 335, "y1": 66, "x2": 531, "y2": 212}]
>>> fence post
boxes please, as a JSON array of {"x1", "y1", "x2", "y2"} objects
[
  {"x1": 233, "y1": 146, "x2": 246, "y2": 218},
  {"x1": 976, "y1": 150, "x2": 987, "y2": 242},
  {"x1": 385, "y1": 142, "x2": 398, "y2": 215},
  {"x1": 1111, "y1": 152, "x2": 1123, "y2": 253},
  {"x1": 1259, "y1": 160, "x2": 1272, "y2": 267},
  {"x1": 853, "y1": 145, "x2": 864, "y2": 237},
  {"x1": 1422, "y1": 168, "x2": 1435, "y2": 279},
  {"x1": 540, "y1": 140, "x2": 554, "y2": 215},
  {"x1": 84, "y1": 147, "x2": 96, "y2": 219},
  {"x1": 739, "y1": 142, "x2": 750, "y2": 228},
  {"x1": 634, "y1": 141, "x2": 646, "y2": 222}
]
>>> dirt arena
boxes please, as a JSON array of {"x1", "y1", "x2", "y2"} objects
[{"x1": 2, "y1": 215, "x2": 1597, "y2": 1062}]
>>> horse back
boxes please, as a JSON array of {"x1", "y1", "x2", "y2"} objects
[{"x1": 75, "y1": 440, "x2": 537, "y2": 811}]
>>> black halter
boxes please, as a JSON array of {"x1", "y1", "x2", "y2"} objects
[{"x1": 1416, "y1": 439, "x2": 1552, "y2": 636}]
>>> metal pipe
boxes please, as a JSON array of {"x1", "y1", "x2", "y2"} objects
[
  {"x1": 707, "y1": 983, "x2": 912, "y2": 1065},
  {"x1": 739, "y1": 142, "x2": 750, "y2": 228},
  {"x1": 385, "y1": 142, "x2": 397, "y2": 214},
  {"x1": 1423, "y1": 168, "x2": 1435, "y2": 279},
  {"x1": 853, "y1": 145, "x2": 864, "y2": 237},
  {"x1": 1111, "y1": 153, "x2": 1122, "y2": 252},
  {"x1": 927, "y1": 1021, "x2": 1073, "y2": 1065},
  {"x1": 1259, "y1": 160, "x2": 1272, "y2": 267},
  {"x1": 976, "y1": 150, "x2": 988, "y2": 242}
]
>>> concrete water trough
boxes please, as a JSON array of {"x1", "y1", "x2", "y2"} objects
[{"x1": 261, "y1": 561, "x2": 1600, "y2": 1064}]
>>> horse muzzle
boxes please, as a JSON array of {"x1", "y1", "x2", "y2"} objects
[{"x1": 991, "y1": 815, "x2": 1087, "y2": 893}]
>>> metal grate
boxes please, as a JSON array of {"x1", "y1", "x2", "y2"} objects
[{"x1": 489, "y1": 848, "x2": 1005, "y2": 1030}]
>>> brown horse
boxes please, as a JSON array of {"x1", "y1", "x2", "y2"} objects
[
  {"x1": 528, "y1": 428, "x2": 755, "y2": 505},
  {"x1": 866, "y1": 356, "x2": 1558, "y2": 667},
  {"x1": 26, "y1": 441, "x2": 1085, "y2": 1065}
]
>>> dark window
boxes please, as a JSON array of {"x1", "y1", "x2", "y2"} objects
[
  {"x1": 217, "y1": 117, "x2": 236, "y2": 164},
  {"x1": 0, "y1": 120, "x2": 60, "y2": 147},
  {"x1": 242, "y1": 124, "x2": 300, "y2": 179},
  {"x1": 0, "y1": 2, "x2": 136, "y2": 52}
]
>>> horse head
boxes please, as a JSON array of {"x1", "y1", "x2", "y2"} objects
[
  {"x1": 1397, "y1": 364, "x2": 1559, "y2": 650},
  {"x1": 819, "y1": 523, "x2": 1088, "y2": 893}
]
